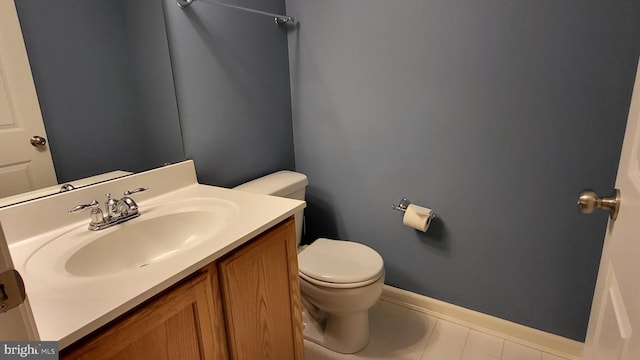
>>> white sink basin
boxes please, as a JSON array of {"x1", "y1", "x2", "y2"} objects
[
  {"x1": 25, "y1": 197, "x2": 239, "y2": 278},
  {"x1": 66, "y1": 210, "x2": 218, "y2": 276}
]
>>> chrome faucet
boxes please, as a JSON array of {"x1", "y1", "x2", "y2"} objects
[
  {"x1": 59, "y1": 183, "x2": 76, "y2": 192},
  {"x1": 70, "y1": 188, "x2": 148, "y2": 231}
]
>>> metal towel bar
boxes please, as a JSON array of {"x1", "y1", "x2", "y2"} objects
[{"x1": 177, "y1": 0, "x2": 297, "y2": 25}]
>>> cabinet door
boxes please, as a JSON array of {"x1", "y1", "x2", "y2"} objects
[
  {"x1": 61, "y1": 265, "x2": 228, "y2": 360},
  {"x1": 218, "y1": 217, "x2": 304, "y2": 360}
]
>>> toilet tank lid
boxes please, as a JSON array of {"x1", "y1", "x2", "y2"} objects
[
  {"x1": 234, "y1": 170, "x2": 308, "y2": 197},
  {"x1": 298, "y1": 238, "x2": 384, "y2": 284}
]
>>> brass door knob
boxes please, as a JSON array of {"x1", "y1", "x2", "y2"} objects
[
  {"x1": 30, "y1": 135, "x2": 47, "y2": 147},
  {"x1": 578, "y1": 189, "x2": 621, "y2": 220}
]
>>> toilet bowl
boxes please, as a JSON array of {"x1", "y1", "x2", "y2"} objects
[
  {"x1": 298, "y1": 238, "x2": 384, "y2": 353},
  {"x1": 234, "y1": 171, "x2": 386, "y2": 354}
]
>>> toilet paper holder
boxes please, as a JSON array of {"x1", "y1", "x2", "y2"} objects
[
  {"x1": 391, "y1": 198, "x2": 412, "y2": 212},
  {"x1": 391, "y1": 198, "x2": 435, "y2": 218}
]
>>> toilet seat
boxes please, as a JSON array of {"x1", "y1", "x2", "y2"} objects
[{"x1": 298, "y1": 238, "x2": 384, "y2": 289}]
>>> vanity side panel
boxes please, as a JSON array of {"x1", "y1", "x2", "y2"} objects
[
  {"x1": 285, "y1": 220, "x2": 305, "y2": 359},
  {"x1": 0, "y1": 221, "x2": 38, "y2": 340},
  {"x1": 218, "y1": 217, "x2": 303, "y2": 360}
]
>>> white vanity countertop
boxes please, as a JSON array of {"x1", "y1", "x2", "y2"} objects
[{"x1": 2, "y1": 161, "x2": 305, "y2": 348}]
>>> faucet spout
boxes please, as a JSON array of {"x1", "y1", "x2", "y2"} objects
[{"x1": 117, "y1": 197, "x2": 138, "y2": 216}]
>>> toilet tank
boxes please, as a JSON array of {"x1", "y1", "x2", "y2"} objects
[{"x1": 234, "y1": 171, "x2": 308, "y2": 245}]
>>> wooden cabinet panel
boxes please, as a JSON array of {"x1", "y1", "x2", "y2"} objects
[
  {"x1": 61, "y1": 265, "x2": 228, "y2": 360},
  {"x1": 218, "y1": 217, "x2": 304, "y2": 360},
  {"x1": 111, "y1": 305, "x2": 200, "y2": 359}
]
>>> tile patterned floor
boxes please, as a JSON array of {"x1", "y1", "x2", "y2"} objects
[{"x1": 304, "y1": 300, "x2": 571, "y2": 360}]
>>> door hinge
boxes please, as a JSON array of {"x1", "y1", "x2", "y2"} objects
[{"x1": 0, "y1": 269, "x2": 26, "y2": 312}]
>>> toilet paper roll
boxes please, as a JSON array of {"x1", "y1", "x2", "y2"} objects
[{"x1": 402, "y1": 204, "x2": 433, "y2": 232}]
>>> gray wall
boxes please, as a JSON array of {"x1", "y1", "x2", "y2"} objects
[
  {"x1": 16, "y1": 0, "x2": 184, "y2": 183},
  {"x1": 122, "y1": 0, "x2": 185, "y2": 168},
  {"x1": 286, "y1": 0, "x2": 640, "y2": 341},
  {"x1": 162, "y1": 0, "x2": 295, "y2": 187}
]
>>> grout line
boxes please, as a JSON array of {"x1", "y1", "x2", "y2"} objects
[
  {"x1": 420, "y1": 317, "x2": 439, "y2": 359},
  {"x1": 422, "y1": 316, "x2": 438, "y2": 357},
  {"x1": 460, "y1": 326, "x2": 470, "y2": 360}
]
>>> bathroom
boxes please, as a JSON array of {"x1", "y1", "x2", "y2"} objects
[{"x1": 2, "y1": 0, "x2": 640, "y2": 358}]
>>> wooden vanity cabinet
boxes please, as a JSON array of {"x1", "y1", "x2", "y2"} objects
[
  {"x1": 217, "y1": 217, "x2": 304, "y2": 360},
  {"x1": 61, "y1": 217, "x2": 303, "y2": 360}
]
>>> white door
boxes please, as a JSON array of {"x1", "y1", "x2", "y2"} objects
[
  {"x1": 0, "y1": 0, "x2": 57, "y2": 198},
  {"x1": 582, "y1": 58, "x2": 640, "y2": 359}
]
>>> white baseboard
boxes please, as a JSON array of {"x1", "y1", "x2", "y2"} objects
[{"x1": 380, "y1": 285, "x2": 583, "y2": 360}]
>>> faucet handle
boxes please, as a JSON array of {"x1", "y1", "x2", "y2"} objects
[
  {"x1": 119, "y1": 187, "x2": 147, "y2": 216},
  {"x1": 69, "y1": 200, "x2": 105, "y2": 229},
  {"x1": 124, "y1": 187, "x2": 148, "y2": 196},
  {"x1": 69, "y1": 200, "x2": 100, "y2": 213}
]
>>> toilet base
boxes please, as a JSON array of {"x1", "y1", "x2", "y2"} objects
[{"x1": 302, "y1": 306, "x2": 370, "y2": 354}]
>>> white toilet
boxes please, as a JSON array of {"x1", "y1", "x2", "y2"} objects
[{"x1": 234, "y1": 171, "x2": 385, "y2": 354}]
